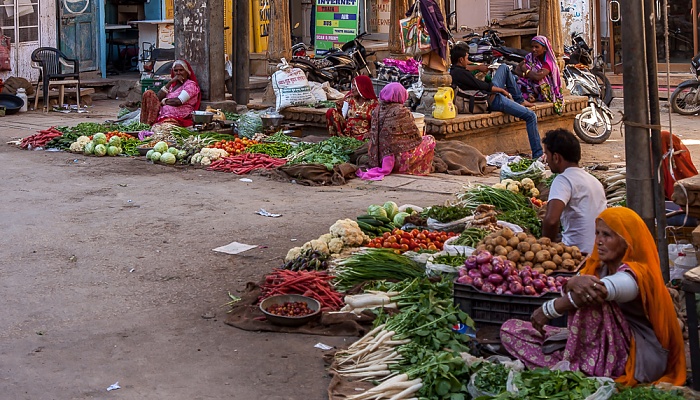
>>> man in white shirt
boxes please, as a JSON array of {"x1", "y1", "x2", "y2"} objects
[{"x1": 541, "y1": 129, "x2": 607, "y2": 254}]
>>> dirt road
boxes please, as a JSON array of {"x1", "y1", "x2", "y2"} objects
[{"x1": 1, "y1": 100, "x2": 698, "y2": 399}]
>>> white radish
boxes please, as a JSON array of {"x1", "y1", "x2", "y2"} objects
[
  {"x1": 387, "y1": 382, "x2": 423, "y2": 400},
  {"x1": 336, "y1": 364, "x2": 388, "y2": 373},
  {"x1": 341, "y1": 369, "x2": 392, "y2": 378},
  {"x1": 349, "y1": 324, "x2": 386, "y2": 348}
]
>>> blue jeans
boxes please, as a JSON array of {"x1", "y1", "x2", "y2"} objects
[
  {"x1": 491, "y1": 64, "x2": 525, "y2": 104},
  {"x1": 490, "y1": 94, "x2": 542, "y2": 158}
]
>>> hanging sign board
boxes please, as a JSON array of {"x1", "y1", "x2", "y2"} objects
[{"x1": 314, "y1": 0, "x2": 359, "y2": 55}]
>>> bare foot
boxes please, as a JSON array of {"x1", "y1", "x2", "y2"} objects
[{"x1": 521, "y1": 100, "x2": 536, "y2": 107}]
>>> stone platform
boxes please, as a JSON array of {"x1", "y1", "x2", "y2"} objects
[{"x1": 280, "y1": 95, "x2": 588, "y2": 155}]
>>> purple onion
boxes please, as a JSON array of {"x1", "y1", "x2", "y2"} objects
[
  {"x1": 509, "y1": 282, "x2": 524, "y2": 294},
  {"x1": 472, "y1": 276, "x2": 484, "y2": 289},
  {"x1": 495, "y1": 285, "x2": 506, "y2": 295},
  {"x1": 479, "y1": 264, "x2": 493, "y2": 277},
  {"x1": 476, "y1": 251, "x2": 493, "y2": 264},
  {"x1": 487, "y1": 274, "x2": 504, "y2": 285},
  {"x1": 468, "y1": 268, "x2": 482, "y2": 279},
  {"x1": 532, "y1": 279, "x2": 546, "y2": 292},
  {"x1": 481, "y1": 282, "x2": 496, "y2": 293},
  {"x1": 502, "y1": 266, "x2": 513, "y2": 277},
  {"x1": 523, "y1": 285, "x2": 536, "y2": 296},
  {"x1": 523, "y1": 276, "x2": 533, "y2": 286},
  {"x1": 464, "y1": 256, "x2": 478, "y2": 269}
]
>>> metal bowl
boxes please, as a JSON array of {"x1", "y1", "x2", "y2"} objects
[
  {"x1": 0, "y1": 94, "x2": 23, "y2": 115},
  {"x1": 259, "y1": 294, "x2": 321, "y2": 327},
  {"x1": 261, "y1": 114, "x2": 284, "y2": 129},
  {"x1": 191, "y1": 111, "x2": 214, "y2": 124}
]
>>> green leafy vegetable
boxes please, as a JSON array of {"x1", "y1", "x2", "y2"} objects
[
  {"x1": 499, "y1": 208, "x2": 542, "y2": 237},
  {"x1": 472, "y1": 362, "x2": 509, "y2": 395},
  {"x1": 334, "y1": 249, "x2": 424, "y2": 290},
  {"x1": 117, "y1": 121, "x2": 151, "y2": 132},
  {"x1": 286, "y1": 136, "x2": 364, "y2": 170},
  {"x1": 611, "y1": 385, "x2": 686, "y2": 399},
  {"x1": 458, "y1": 184, "x2": 531, "y2": 212},
  {"x1": 421, "y1": 205, "x2": 472, "y2": 222},
  {"x1": 244, "y1": 142, "x2": 292, "y2": 158},
  {"x1": 509, "y1": 368, "x2": 603, "y2": 399},
  {"x1": 451, "y1": 227, "x2": 489, "y2": 247}
]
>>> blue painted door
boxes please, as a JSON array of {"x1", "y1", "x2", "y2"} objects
[{"x1": 59, "y1": 0, "x2": 98, "y2": 71}]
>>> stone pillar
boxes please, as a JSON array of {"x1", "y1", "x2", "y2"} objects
[
  {"x1": 263, "y1": 0, "x2": 293, "y2": 104},
  {"x1": 388, "y1": 0, "x2": 408, "y2": 59},
  {"x1": 538, "y1": 0, "x2": 565, "y2": 71},
  {"x1": 301, "y1": 0, "x2": 313, "y2": 44},
  {"x1": 174, "y1": 0, "x2": 226, "y2": 104},
  {"x1": 415, "y1": 0, "x2": 451, "y2": 115}
]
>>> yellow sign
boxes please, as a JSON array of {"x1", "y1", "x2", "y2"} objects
[{"x1": 317, "y1": 20, "x2": 339, "y2": 27}]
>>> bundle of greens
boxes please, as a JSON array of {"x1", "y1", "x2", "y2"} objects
[
  {"x1": 458, "y1": 184, "x2": 530, "y2": 212},
  {"x1": 287, "y1": 136, "x2": 364, "y2": 170},
  {"x1": 610, "y1": 386, "x2": 686, "y2": 399},
  {"x1": 498, "y1": 208, "x2": 542, "y2": 237},
  {"x1": 451, "y1": 227, "x2": 489, "y2": 247},
  {"x1": 244, "y1": 142, "x2": 292, "y2": 158},
  {"x1": 508, "y1": 368, "x2": 605, "y2": 399},
  {"x1": 421, "y1": 205, "x2": 472, "y2": 223},
  {"x1": 333, "y1": 249, "x2": 424, "y2": 290}
]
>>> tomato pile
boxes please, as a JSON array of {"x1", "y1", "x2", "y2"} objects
[
  {"x1": 90, "y1": 131, "x2": 132, "y2": 141},
  {"x1": 208, "y1": 137, "x2": 258, "y2": 155},
  {"x1": 366, "y1": 229, "x2": 457, "y2": 253},
  {"x1": 265, "y1": 301, "x2": 315, "y2": 317},
  {"x1": 530, "y1": 197, "x2": 545, "y2": 207}
]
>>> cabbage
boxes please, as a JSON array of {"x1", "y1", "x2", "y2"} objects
[
  {"x1": 167, "y1": 147, "x2": 179, "y2": 155},
  {"x1": 153, "y1": 141, "x2": 168, "y2": 153},
  {"x1": 383, "y1": 201, "x2": 399, "y2": 220},
  {"x1": 393, "y1": 212, "x2": 410, "y2": 226},
  {"x1": 108, "y1": 136, "x2": 122, "y2": 147},
  {"x1": 149, "y1": 151, "x2": 162, "y2": 161},
  {"x1": 146, "y1": 149, "x2": 155, "y2": 159},
  {"x1": 115, "y1": 146, "x2": 123, "y2": 155},
  {"x1": 94, "y1": 144, "x2": 107, "y2": 156},
  {"x1": 93, "y1": 133, "x2": 107, "y2": 145},
  {"x1": 159, "y1": 152, "x2": 176, "y2": 165},
  {"x1": 83, "y1": 142, "x2": 95, "y2": 155},
  {"x1": 367, "y1": 205, "x2": 388, "y2": 219},
  {"x1": 176, "y1": 150, "x2": 187, "y2": 160},
  {"x1": 107, "y1": 146, "x2": 120, "y2": 156}
]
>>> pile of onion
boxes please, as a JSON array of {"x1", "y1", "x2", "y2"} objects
[{"x1": 455, "y1": 250, "x2": 568, "y2": 296}]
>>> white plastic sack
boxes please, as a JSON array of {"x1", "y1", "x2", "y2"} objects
[
  {"x1": 322, "y1": 82, "x2": 344, "y2": 100},
  {"x1": 426, "y1": 252, "x2": 461, "y2": 276},
  {"x1": 399, "y1": 204, "x2": 424, "y2": 213},
  {"x1": 271, "y1": 59, "x2": 316, "y2": 111},
  {"x1": 507, "y1": 361, "x2": 617, "y2": 400},
  {"x1": 308, "y1": 81, "x2": 327, "y2": 102},
  {"x1": 500, "y1": 159, "x2": 546, "y2": 183},
  {"x1": 442, "y1": 235, "x2": 475, "y2": 256},
  {"x1": 487, "y1": 152, "x2": 521, "y2": 167},
  {"x1": 427, "y1": 215, "x2": 474, "y2": 232}
]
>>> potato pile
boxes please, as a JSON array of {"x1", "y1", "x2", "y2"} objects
[{"x1": 475, "y1": 227, "x2": 584, "y2": 274}]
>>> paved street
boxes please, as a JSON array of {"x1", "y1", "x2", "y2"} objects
[{"x1": 0, "y1": 98, "x2": 698, "y2": 399}]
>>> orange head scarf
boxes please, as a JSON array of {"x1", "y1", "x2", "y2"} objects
[{"x1": 581, "y1": 207, "x2": 686, "y2": 386}]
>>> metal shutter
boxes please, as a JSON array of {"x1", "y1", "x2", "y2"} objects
[{"x1": 489, "y1": 0, "x2": 516, "y2": 22}]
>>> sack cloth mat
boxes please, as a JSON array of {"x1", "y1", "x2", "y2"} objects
[
  {"x1": 432, "y1": 141, "x2": 496, "y2": 176},
  {"x1": 224, "y1": 282, "x2": 375, "y2": 336},
  {"x1": 255, "y1": 162, "x2": 359, "y2": 186}
]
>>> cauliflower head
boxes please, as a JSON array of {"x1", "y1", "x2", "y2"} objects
[
  {"x1": 285, "y1": 246, "x2": 303, "y2": 262},
  {"x1": 330, "y1": 219, "x2": 365, "y2": 246},
  {"x1": 318, "y1": 233, "x2": 334, "y2": 244},
  {"x1": 309, "y1": 239, "x2": 330, "y2": 255},
  {"x1": 328, "y1": 237, "x2": 344, "y2": 254},
  {"x1": 520, "y1": 178, "x2": 535, "y2": 190},
  {"x1": 492, "y1": 183, "x2": 507, "y2": 190},
  {"x1": 69, "y1": 142, "x2": 83, "y2": 153},
  {"x1": 530, "y1": 187, "x2": 540, "y2": 197},
  {"x1": 506, "y1": 183, "x2": 521, "y2": 193}
]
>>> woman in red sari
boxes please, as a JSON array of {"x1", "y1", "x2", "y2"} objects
[
  {"x1": 140, "y1": 59, "x2": 201, "y2": 127},
  {"x1": 325, "y1": 75, "x2": 378, "y2": 140}
]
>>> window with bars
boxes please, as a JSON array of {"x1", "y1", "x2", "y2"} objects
[{"x1": 0, "y1": 0, "x2": 39, "y2": 44}]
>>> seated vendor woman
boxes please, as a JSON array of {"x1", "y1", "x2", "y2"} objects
[
  {"x1": 356, "y1": 83, "x2": 435, "y2": 181},
  {"x1": 326, "y1": 75, "x2": 378, "y2": 141},
  {"x1": 501, "y1": 207, "x2": 685, "y2": 386},
  {"x1": 140, "y1": 59, "x2": 201, "y2": 127},
  {"x1": 514, "y1": 35, "x2": 564, "y2": 114}
]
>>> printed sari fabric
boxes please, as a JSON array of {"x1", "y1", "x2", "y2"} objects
[
  {"x1": 518, "y1": 36, "x2": 564, "y2": 114},
  {"x1": 139, "y1": 79, "x2": 201, "y2": 127},
  {"x1": 501, "y1": 302, "x2": 632, "y2": 378},
  {"x1": 325, "y1": 96, "x2": 378, "y2": 141}
]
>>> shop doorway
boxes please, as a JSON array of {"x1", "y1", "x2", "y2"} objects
[
  {"x1": 596, "y1": 0, "x2": 699, "y2": 73},
  {"x1": 59, "y1": 0, "x2": 98, "y2": 71}
]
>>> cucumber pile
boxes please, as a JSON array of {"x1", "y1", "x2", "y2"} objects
[{"x1": 356, "y1": 214, "x2": 398, "y2": 236}]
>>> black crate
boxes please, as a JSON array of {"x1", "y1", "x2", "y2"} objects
[{"x1": 454, "y1": 282, "x2": 566, "y2": 329}]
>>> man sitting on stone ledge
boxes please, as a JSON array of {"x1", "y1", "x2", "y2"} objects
[{"x1": 450, "y1": 44, "x2": 542, "y2": 158}]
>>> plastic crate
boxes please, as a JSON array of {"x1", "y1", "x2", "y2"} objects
[
  {"x1": 454, "y1": 282, "x2": 566, "y2": 328},
  {"x1": 371, "y1": 78, "x2": 390, "y2": 95},
  {"x1": 140, "y1": 78, "x2": 170, "y2": 94}
]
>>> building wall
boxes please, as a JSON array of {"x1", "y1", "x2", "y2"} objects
[
  {"x1": 0, "y1": 0, "x2": 55, "y2": 81},
  {"x1": 560, "y1": 0, "x2": 592, "y2": 47}
]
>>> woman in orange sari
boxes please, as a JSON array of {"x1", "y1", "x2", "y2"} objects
[{"x1": 501, "y1": 207, "x2": 685, "y2": 386}]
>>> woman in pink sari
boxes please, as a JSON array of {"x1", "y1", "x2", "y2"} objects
[
  {"x1": 356, "y1": 83, "x2": 435, "y2": 181},
  {"x1": 140, "y1": 59, "x2": 201, "y2": 127},
  {"x1": 515, "y1": 36, "x2": 564, "y2": 114}
]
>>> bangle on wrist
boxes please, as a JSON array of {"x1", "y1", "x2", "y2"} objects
[
  {"x1": 160, "y1": 87, "x2": 169, "y2": 93},
  {"x1": 567, "y1": 291, "x2": 579, "y2": 309}
]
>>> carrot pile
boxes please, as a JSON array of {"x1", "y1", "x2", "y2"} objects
[
  {"x1": 259, "y1": 269, "x2": 344, "y2": 311},
  {"x1": 20, "y1": 127, "x2": 63, "y2": 149},
  {"x1": 207, "y1": 153, "x2": 287, "y2": 174}
]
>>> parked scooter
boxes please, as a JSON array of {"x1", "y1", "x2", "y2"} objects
[
  {"x1": 669, "y1": 52, "x2": 700, "y2": 115},
  {"x1": 564, "y1": 64, "x2": 614, "y2": 144},
  {"x1": 564, "y1": 32, "x2": 613, "y2": 106}
]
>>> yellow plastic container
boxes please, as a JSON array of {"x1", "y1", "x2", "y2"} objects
[{"x1": 433, "y1": 87, "x2": 456, "y2": 119}]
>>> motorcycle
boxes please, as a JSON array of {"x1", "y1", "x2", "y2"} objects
[
  {"x1": 564, "y1": 32, "x2": 613, "y2": 106},
  {"x1": 564, "y1": 64, "x2": 614, "y2": 144},
  {"x1": 669, "y1": 52, "x2": 700, "y2": 115},
  {"x1": 290, "y1": 32, "x2": 372, "y2": 90}
]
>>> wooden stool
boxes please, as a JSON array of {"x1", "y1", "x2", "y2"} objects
[{"x1": 34, "y1": 79, "x2": 81, "y2": 112}]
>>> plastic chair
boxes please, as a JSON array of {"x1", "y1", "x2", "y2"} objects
[{"x1": 30, "y1": 47, "x2": 81, "y2": 112}]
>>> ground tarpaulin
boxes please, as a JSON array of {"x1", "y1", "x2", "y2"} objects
[{"x1": 224, "y1": 282, "x2": 375, "y2": 336}]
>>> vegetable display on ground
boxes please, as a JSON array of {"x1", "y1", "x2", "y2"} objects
[
  {"x1": 286, "y1": 136, "x2": 364, "y2": 170},
  {"x1": 20, "y1": 128, "x2": 63, "y2": 149},
  {"x1": 259, "y1": 269, "x2": 343, "y2": 311},
  {"x1": 450, "y1": 227, "x2": 489, "y2": 247},
  {"x1": 264, "y1": 301, "x2": 315, "y2": 317},
  {"x1": 206, "y1": 153, "x2": 287, "y2": 173},
  {"x1": 333, "y1": 249, "x2": 425, "y2": 290},
  {"x1": 366, "y1": 229, "x2": 457, "y2": 253}
]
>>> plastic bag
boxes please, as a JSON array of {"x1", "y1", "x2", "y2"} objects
[
  {"x1": 500, "y1": 159, "x2": 546, "y2": 183},
  {"x1": 442, "y1": 236, "x2": 475, "y2": 256},
  {"x1": 237, "y1": 110, "x2": 263, "y2": 138},
  {"x1": 427, "y1": 215, "x2": 474, "y2": 232},
  {"x1": 487, "y1": 152, "x2": 521, "y2": 167},
  {"x1": 271, "y1": 59, "x2": 316, "y2": 111},
  {"x1": 308, "y1": 81, "x2": 327, "y2": 102},
  {"x1": 403, "y1": 250, "x2": 432, "y2": 266},
  {"x1": 322, "y1": 82, "x2": 344, "y2": 100},
  {"x1": 507, "y1": 361, "x2": 617, "y2": 400},
  {"x1": 398, "y1": 204, "x2": 423, "y2": 213},
  {"x1": 426, "y1": 252, "x2": 461, "y2": 275}
]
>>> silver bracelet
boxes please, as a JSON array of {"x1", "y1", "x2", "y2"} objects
[
  {"x1": 548, "y1": 299, "x2": 563, "y2": 318},
  {"x1": 567, "y1": 291, "x2": 579, "y2": 309},
  {"x1": 541, "y1": 304, "x2": 552, "y2": 319}
]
